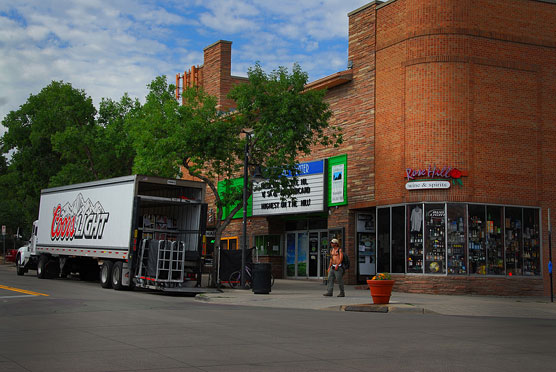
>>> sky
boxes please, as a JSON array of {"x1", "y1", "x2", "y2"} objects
[{"x1": 0, "y1": 0, "x2": 372, "y2": 132}]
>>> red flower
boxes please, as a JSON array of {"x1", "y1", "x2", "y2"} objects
[{"x1": 450, "y1": 168, "x2": 462, "y2": 179}]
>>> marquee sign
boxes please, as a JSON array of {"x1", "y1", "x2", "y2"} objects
[{"x1": 252, "y1": 160, "x2": 325, "y2": 216}]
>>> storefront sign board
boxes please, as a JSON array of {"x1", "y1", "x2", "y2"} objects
[
  {"x1": 252, "y1": 160, "x2": 325, "y2": 216},
  {"x1": 331, "y1": 164, "x2": 345, "y2": 203},
  {"x1": 405, "y1": 181, "x2": 451, "y2": 190}
]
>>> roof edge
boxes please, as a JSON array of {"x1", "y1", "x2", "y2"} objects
[
  {"x1": 348, "y1": 1, "x2": 383, "y2": 17},
  {"x1": 203, "y1": 40, "x2": 232, "y2": 51},
  {"x1": 304, "y1": 70, "x2": 353, "y2": 91}
]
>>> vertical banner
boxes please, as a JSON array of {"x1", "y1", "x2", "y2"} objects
[
  {"x1": 327, "y1": 154, "x2": 347, "y2": 207},
  {"x1": 331, "y1": 164, "x2": 345, "y2": 204}
]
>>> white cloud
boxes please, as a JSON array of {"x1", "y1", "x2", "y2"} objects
[{"x1": 0, "y1": 0, "x2": 370, "y2": 137}]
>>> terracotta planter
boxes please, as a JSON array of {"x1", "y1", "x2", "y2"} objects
[{"x1": 367, "y1": 279, "x2": 395, "y2": 304}]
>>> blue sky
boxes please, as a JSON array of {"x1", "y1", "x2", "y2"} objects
[{"x1": 0, "y1": 0, "x2": 371, "y2": 130}]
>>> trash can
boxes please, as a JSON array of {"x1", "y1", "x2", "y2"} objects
[{"x1": 252, "y1": 263, "x2": 272, "y2": 294}]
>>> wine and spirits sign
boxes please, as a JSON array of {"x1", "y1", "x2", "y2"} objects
[
  {"x1": 252, "y1": 160, "x2": 325, "y2": 216},
  {"x1": 405, "y1": 165, "x2": 465, "y2": 190}
]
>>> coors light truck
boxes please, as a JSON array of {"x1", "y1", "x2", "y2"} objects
[{"x1": 16, "y1": 175, "x2": 208, "y2": 292}]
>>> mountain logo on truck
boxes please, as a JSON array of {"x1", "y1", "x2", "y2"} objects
[{"x1": 51, "y1": 193, "x2": 110, "y2": 241}]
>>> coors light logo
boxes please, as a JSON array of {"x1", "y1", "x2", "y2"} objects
[{"x1": 51, "y1": 193, "x2": 110, "y2": 241}]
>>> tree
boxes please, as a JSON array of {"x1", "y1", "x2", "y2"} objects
[
  {"x1": 0, "y1": 81, "x2": 136, "y2": 237},
  {"x1": 1, "y1": 81, "x2": 98, "y2": 232},
  {"x1": 132, "y1": 64, "x2": 342, "y2": 285}
]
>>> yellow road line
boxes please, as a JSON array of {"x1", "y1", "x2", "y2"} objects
[{"x1": 0, "y1": 285, "x2": 49, "y2": 297}]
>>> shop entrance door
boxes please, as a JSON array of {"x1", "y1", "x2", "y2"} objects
[{"x1": 286, "y1": 230, "x2": 328, "y2": 279}]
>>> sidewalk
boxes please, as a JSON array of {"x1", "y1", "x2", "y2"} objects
[{"x1": 197, "y1": 278, "x2": 556, "y2": 319}]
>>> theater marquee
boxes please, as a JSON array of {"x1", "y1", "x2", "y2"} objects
[{"x1": 252, "y1": 160, "x2": 325, "y2": 216}]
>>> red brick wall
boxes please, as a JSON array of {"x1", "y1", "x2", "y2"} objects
[
  {"x1": 389, "y1": 274, "x2": 544, "y2": 296},
  {"x1": 186, "y1": 0, "x2": 556, "y2": 293},
  {"x1": 376, "y1": 0, "x2": 556, "y2": 295}
]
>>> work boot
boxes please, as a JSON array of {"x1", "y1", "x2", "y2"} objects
[
  {"x1": 337, "y1": 292, "x2": 345, "y2": 297},
  {"x1": 323, "y1": 293, "x2": 332, "y2": 297}
]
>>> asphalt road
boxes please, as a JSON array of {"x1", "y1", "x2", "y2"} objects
[{"x1": 1, "y1": 264, "x2": 555, "y2": 372}]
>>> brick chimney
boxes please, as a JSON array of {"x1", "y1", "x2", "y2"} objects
[{"x1": 202, "y1": 40, "x2": 235, "y2": 111}]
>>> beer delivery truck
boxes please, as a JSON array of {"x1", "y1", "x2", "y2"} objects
[{"x1": 16, "y1": 175, "x2": 208, "y2": 292}]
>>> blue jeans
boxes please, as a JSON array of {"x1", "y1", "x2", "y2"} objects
[{"x1": 326, "y1": 267, "x2": 345, "y2": 294}]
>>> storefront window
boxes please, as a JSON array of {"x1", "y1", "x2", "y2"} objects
[
  {"x1": 373, "y1": 203, "x2": 540, "y2": 278},
  {"x1": 468, "y1": 205, "x2": 486, "y2": 274},
  {"x1": 255, "y1": 235, "x2": 281, "y2": 256},
  {"x1": 391, "y1": 206, "x2": 406, "y2": 273},
  {"x1": 425, "y1": 204, "x2": 446, "y2": 274},
  {"x1": 447, "y1": 204, "x2": 466, "y2": 274},
  {"x1": 486, "y1": 206, "x2": 504, "y2": 275},
  {"x1": 407, "y1": 204, "x2": 424, "y2": 273},
  {"x1": 357, "y1": 212, "x2": 376, "y2": 277},
  {"x1": 377, "y1": 208, "x2": 391, "y2": 273},
  {"x1": 221, "y1": 237, "x2": 238, "y2": 250},
  {"x1": 523, "y1": 208, "x2": 540, "y2": 276},
  {"x1": 505, "y1": 207, "x2": 523, "y2": 276}
]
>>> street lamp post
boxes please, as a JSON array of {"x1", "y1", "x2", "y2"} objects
[{"x1": 241, "y1": 131, "x2": 251, "y2": 289}]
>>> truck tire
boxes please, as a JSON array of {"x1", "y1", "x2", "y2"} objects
[
  {"x1": 100, "y1": 261, "x2": 114, "y2": 289},
  {"x1": 16, "y1": 254, "x2": 25, "y2": 276},
  {"x1": 37, "y1": 255, "x2": 49, "y2": 279},
  {"x1": 112, "y1": 261, "x2": 124, "y2": 290}
]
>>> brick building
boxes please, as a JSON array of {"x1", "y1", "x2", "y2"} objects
[{"x1": 176, "y1": 0, "x2": 556, "y2": 296}]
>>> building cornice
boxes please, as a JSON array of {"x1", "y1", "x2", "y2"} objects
[{"x1": 304, "y1": 70, "x2": 353, "y2": 91}]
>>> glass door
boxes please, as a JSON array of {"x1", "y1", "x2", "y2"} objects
[
  {"x1": 297, "y1": 232, "x2": 308, "y2": 277},
  {"x1": 286, "y1": 231, "x2": 328, "y2": 278},
  {"x1": 286, "y1": 233, "x2": 296, "y2": 276}
]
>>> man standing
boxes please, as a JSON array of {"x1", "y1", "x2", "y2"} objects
[{"x1": 323, "y1": 239, "x2": 345, "y2": 297}]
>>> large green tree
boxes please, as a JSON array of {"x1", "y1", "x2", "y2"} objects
[
  {"x1": 132, "y1": 64, "x2": 342, "y2": 283},
  {"x1": 0, "y1": 81, "x2": 136, "y2": 238}
]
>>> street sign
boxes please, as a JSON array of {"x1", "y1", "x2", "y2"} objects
[{"x1": 1, "y1": 225, "x2": 5, "y2": 236}]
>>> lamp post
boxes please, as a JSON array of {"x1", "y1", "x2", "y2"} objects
[{"x1": 241, "y1": 131, "x2": 251, "y2": 289}]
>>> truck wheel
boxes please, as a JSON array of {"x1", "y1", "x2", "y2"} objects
[
  {"x1": 16, "y1": 255, "x2": 25, "y2": 276},
  {"x1": 112, "y1": 261, "x2": 123, "y2": 290},
  {"x1": 100, "y1": 261, "x2": 114, "y2": 289},
  {"x1": 37, "y1": 255, "x2": 49, "y2": 279}
]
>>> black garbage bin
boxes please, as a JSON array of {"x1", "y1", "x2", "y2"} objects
[{"x1": 252, "y1": 263, "x2": 272, "y2": 294}]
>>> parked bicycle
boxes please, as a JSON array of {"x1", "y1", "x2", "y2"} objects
[{"x1": 228, "y1": 264, "x2": 275, "y2": 289}]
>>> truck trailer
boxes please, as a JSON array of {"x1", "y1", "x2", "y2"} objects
[{"x1": 16, "y1": 175, "x2": 208, "y2": 293}]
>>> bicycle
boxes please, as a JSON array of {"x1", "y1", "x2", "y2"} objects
[{"x1": 228, "y1": 264, "x2": 275, "y2": 289}]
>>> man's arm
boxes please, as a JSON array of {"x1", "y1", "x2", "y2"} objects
[{"x1": 338, "y1": 249, "x2": 344, "y2": 270}]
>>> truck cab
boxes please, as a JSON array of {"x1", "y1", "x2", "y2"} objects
[{"x1": 16, "y1": 221, "x2": 38, "y2": 275}]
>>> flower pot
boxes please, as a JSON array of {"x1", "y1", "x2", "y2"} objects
[{"x1": 367, "y1": 279, "x2": 395, "y2": 304}]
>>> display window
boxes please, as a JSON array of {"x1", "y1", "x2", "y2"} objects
[
  {"x1": 391, "y1": 206, "x2": 406, "y2": 273},
  {"x1": 447, "y1": 204, "x2": 466, "y2": 274},
  {"x1": 357, "y1": 212, "x2": 376, "y2": 277},
  {"x1": 377, "y1": 208, "x2": 391, "y2": 273},
  {"x1": 486, "y1": 206, "x2": 504, "y2": 275},
  {"x1": 523, "y1": 208, "x2": 540, "y2": 276},
  {"x1": 407, "y1": 204, "x2": 424, "y2": 273},
  {"x1": 425, "y1": 204, "x2": 446, "y2": 274},
  {"x1": 375, "y1": 203, "x2": 541, "y2": 277},
  {"x1": 255, "y1": 235, "x2": 281, "y2": 256},
  {"x1": 468, "y1": 205, "x2": 487, "y2": 275},
  {"x1": 505, "y1": 207, "x2": 523, "y2": 276}
]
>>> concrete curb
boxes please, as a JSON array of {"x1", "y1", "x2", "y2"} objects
[{"x1": 342, "y1": 303, "x2": 431, "y2": 314}]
